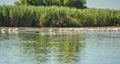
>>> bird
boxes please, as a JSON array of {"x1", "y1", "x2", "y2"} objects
[
  {"x1": 13, "y1": 28, "x2": 19, "y2": 33},
  {"x1": 48, "y1": 29, "x2": 53, "y2": 32},
  {"x1": 1, "y1": 28, "x2": 7, "y2": 33},
  {"x1": 8, "y1": 28, "x2": 13, "y2": 33}
]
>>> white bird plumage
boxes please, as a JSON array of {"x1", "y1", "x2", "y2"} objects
[{"x1": 1, "y1": 28, "x2": 19, "y2": 34}]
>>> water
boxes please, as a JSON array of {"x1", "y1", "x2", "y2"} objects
[{"x1": 0, "y1": 28, "x2": 120, "y2": 64}]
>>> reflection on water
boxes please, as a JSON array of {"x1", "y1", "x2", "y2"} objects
[
  {"x1": 0, "y1": 28, "x2": 120, "y2": 64},
  {"x1": 19, "y1": 33, "x2": 85, "y2": 64}
]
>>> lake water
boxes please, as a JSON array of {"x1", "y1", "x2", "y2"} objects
[{"x1": 0, "y1": 28, "x2": 120, "y2": 64}]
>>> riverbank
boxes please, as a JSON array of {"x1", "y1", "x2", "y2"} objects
[{"x1": 0, "y1": 6, "x2": 120, "y2": 27}]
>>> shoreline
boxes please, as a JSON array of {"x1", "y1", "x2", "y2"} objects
[{"x1": 0, "y1": 27, "x2": 120, "y2": 33}]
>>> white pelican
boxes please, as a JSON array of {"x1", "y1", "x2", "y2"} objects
[
  {"x1": 13, "y1": 28, "x2": 19, "y2": 33},
  {"x1": 59, "y1": 28, "x2": 63, "y2": 32},
  {"x1": 8, "y1": 28, "x2": 13, "y2": 34},
  {"x1": 107, "y1": 28, "x2": 111, "y2": 32},
  {"x1": 48, "y1": 29, "x2": 53, "y2": 32},
  {"x1": 1, "y1": 28, "x2": 6, "y2": 33}
]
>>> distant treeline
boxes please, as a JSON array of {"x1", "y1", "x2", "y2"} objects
[
  {"x1": 14, "y1": 0, "x2": 87, "y2": 9},
  {"x1": 0, "y1": 6, "x2": 120, "y2": 27}
]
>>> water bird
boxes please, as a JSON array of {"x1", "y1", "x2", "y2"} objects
[
  {"x1": 59, "y1": 28, "x2": 68, "y2": 33},
  {"x1": 13, "y1": 28, "x2": 19, "y2": 31},
  {"x1": 59, "y1": 28, "x2": 63, "y2": 32},
  {"x1": 8, "y1": 28, "x2": 13, "y2": 31},
  {"x1": 68, "y1": 28, "x2": 74, "y2": 32},
  {"x1": 74, "y1": 28, "x2": 79, "y2": 31},
  {"x1": 8, "y1": 28, "x2": 19, "y2": 34},
  {"x1": 108, "y1": 28, "x2": 117, "y2": 32},
  {"x1": 7, "y1": 28, "x2": 13, "y2": 33},
  {"x1": 1, "y1": 28, "x2": 6, "y2": 33},
  {"x1": 106, "y1": 28, "x2": 111, "y2": 32},
  {"x1": 87, "y1": 28, "x2": 95, "y2": 32},
  {"x1": 48, "y1": 29, "x2": 53, "y2": 32}
]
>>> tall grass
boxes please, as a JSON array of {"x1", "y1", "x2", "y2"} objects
[{"x1": 0, "y1": 5, "x2": 120, "y2": 27}]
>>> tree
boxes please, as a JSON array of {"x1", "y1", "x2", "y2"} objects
[
  {"x1": 14, "y1": 0, "x2": 87, "y2": 9},
  {"x1": 68, "y1": 0, "x2": 87, "y2": 8},
  {"x1": 14, "y1": 0, "x2": 44, "y2": 6}
]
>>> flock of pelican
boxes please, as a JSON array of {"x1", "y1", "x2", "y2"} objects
[
  {"x1": 48, "y1": 28, "x2": 120, "y2": 33},
  {"x1": 1, "y1": 28, "x2": 120, "y2": 34},
  {"x1": 0, "y1": 28, "x2": 19, "y2": 34}
]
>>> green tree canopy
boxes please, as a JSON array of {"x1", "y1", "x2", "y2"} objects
[{"x1": 14, "y1": 0, "x2": 87, "y2": 9}]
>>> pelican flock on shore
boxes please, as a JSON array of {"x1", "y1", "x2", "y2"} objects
[
  {"x1": 0, "y1": 28, "x2": 120, "y2": 34},
  {"x1": 0, "y1": 28, "x2": 19, "y2": 34},
  {"x1": 48, "y1": 28, "x2": 120, "y2": 33}
]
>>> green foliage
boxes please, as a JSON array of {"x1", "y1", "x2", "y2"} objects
[
  {"x1": 14, "y1": 0, "x2": 87, "y2": 9},
  {"x1": 0, "y1": 6, "x2": 120, "y2": 27}
]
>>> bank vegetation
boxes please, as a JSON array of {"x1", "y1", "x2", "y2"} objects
[{"x1": 0, "y1": 6, "x2": 120, "y2": 27}]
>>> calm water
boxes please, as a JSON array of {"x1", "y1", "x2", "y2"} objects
[{"x1": 0, "y1": 28, "x2": 120, "y2": 64}]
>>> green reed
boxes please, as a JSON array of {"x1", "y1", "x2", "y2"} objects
[{"x1": 0, "y1": 5, "x2": 120, "y2": 27}]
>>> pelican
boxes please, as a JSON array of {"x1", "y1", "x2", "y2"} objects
[
  {"x1": 88, "y1": 28, "x2": 95, "y2": 32},
  {"x1": 78, "y1": 28, "x2": 84, "y2": 32},
  {"x1": 68, "y1": 28, "x2": 74, "y2": 32},
  {"x1": 74, "y1": 28, "x2": 78, "y2": 31},
  {"x1": 13, "y1": 28, "x2": 19, "y2": 33},
  {"x1": 96, "y1": 28, "x2": 101, "y2": 32},
  {"x1": 110, "y1": 28, "x2": 118, "y2": 32},
  {"x1": 1, "y1": 28, "x2": 6, "y2": 33},
  {"x1": 8, "y1": 28, "x2": 13, "y2": 34},
  {"x1": 8, "y1": 28, "x2": 13, "y2": 31},
  {"x1": 59, "y1": 28, "x2": 63, "y2": 32},
  {"x1": 48, "y1": 29, "x2": 53, "y2": 32},
  {"x1": 107, "y1": 28, "x2": 111, "y2": 32},
  {"x1": 101, "y1": 29, "x2": 106, "y2": 32}
]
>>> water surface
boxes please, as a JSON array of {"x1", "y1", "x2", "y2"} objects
[{"x1": 0, "y1": 28, "x2": 120, "y2": 64}]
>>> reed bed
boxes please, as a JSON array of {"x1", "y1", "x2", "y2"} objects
[{"x1": 0, "y1": 5, "x2": 120, "y2": 27}]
